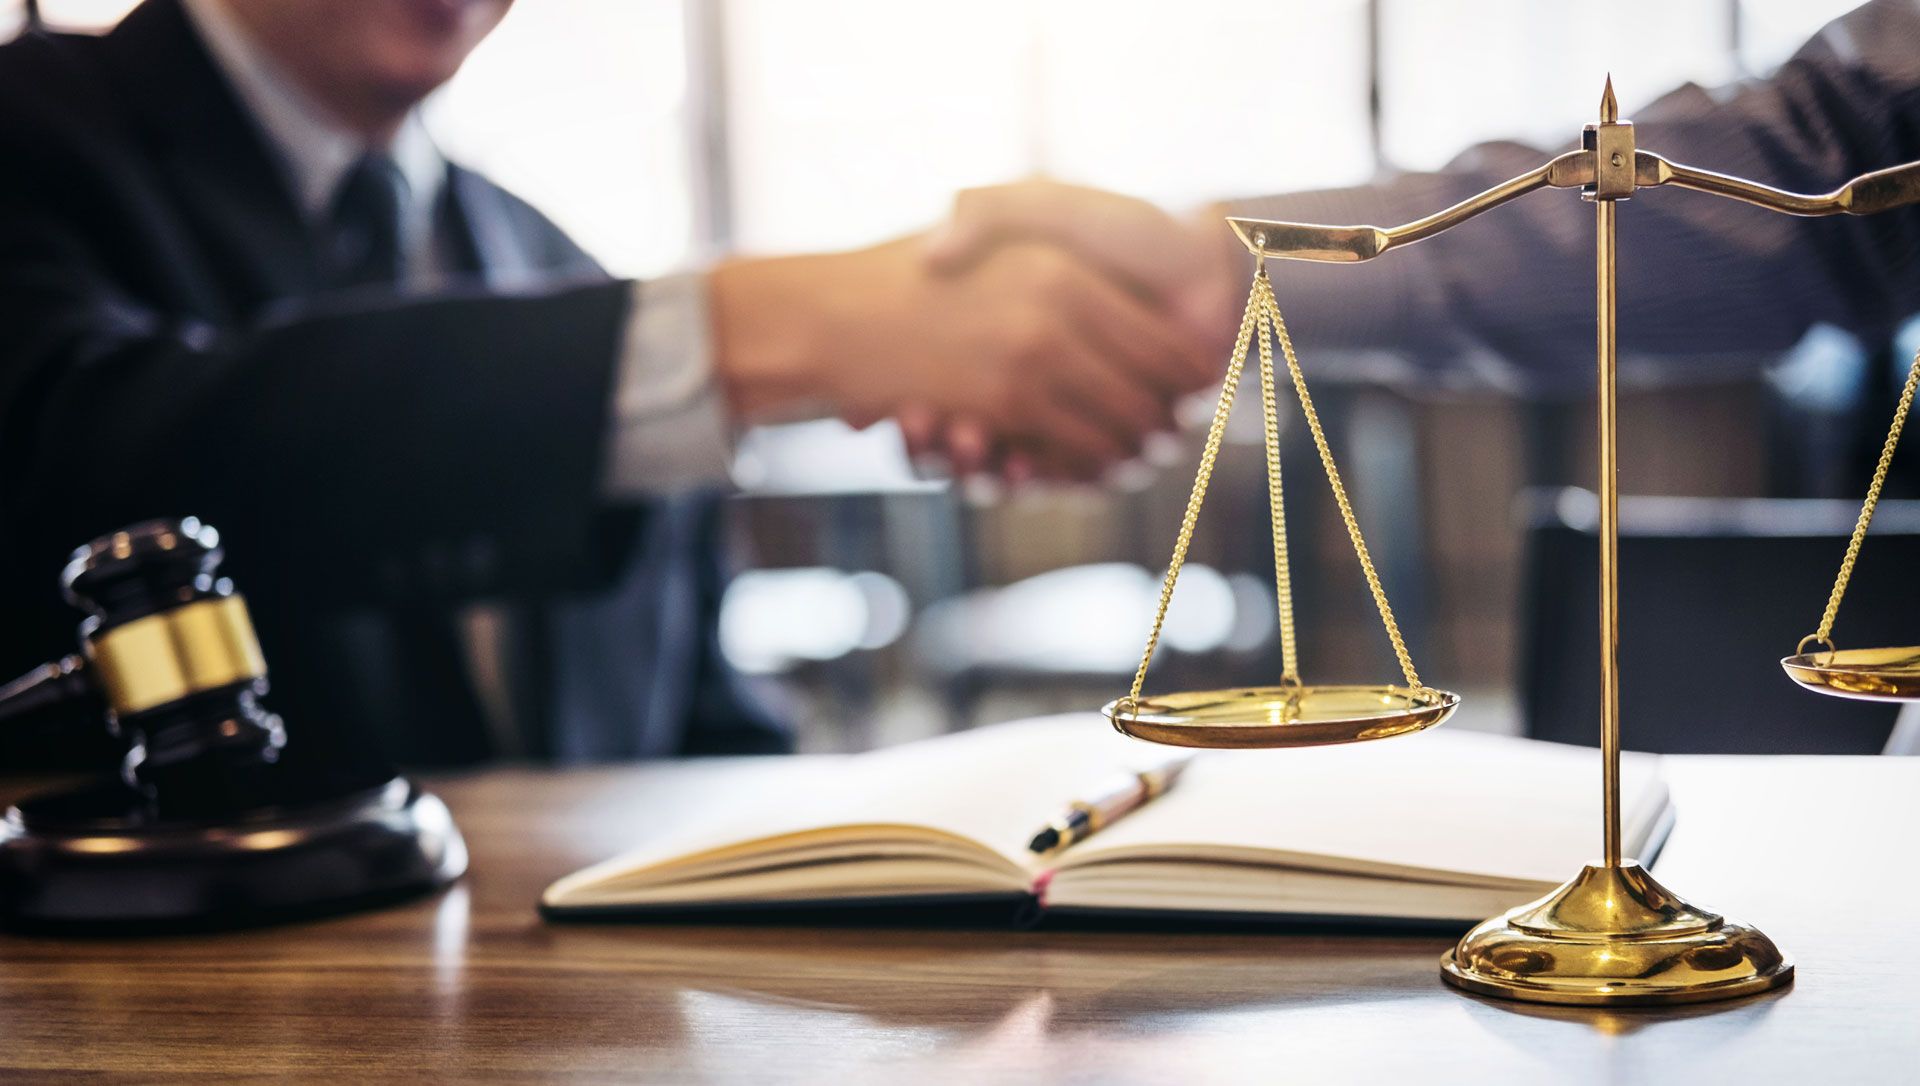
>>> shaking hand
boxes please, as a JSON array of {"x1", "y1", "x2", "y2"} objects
[
  {"x1": 915, "y1": 179, "x2": 1247, "y2": 478},
  {"x1": 710, "y1": 234, "x2": 1216, "y2": 480}
]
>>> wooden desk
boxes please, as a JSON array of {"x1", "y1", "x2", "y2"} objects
[{"x1": 0, "y1": 755, "x2": 1913, "y2": 1082}]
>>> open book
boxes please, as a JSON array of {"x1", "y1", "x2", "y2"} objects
[{"x1": 542, "y1": 714, "x2": 1673, "y2": 928}]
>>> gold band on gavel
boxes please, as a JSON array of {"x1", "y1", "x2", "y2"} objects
[{"x1": 87, "y1": 596, "x2": 267, "y2": 716}]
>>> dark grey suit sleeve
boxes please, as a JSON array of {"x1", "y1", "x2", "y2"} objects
[{"x1": 1228, "y1": 0, "x2": 1920, "y2": 393}]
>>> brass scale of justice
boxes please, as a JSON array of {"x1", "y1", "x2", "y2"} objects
[{"x1": 1101, "y1": 77, "x2": 1920, "y2": 1007}]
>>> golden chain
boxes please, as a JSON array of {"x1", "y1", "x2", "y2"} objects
[
  {"x1": 1127, "y1": 268, "x2": 1426, "y2": 706},
  {"x1": 1254, "y1": 277, "x2": 1301, "y2": 684},
  {"x1": 1802, "y1": 343, "x2": 1920, "y2": 655},
  {"x1": 1126, "y1": 274, "x2": 1264, "y2": 705},
  {"x1": 1259, "y1": 276, "x2": 1423, "y2": 690}
]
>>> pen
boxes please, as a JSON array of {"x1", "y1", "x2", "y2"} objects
[{"x1": 1026, "y1": 754, "x2": 1193, "y2": 854}]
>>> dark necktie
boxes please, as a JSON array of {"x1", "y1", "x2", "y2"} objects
[
  {"x1": 326, "y1": 152, "x2": 408, "y2": 287},
  {"x1": 321, "y1": 151, "x2": 506, "y2": 760}
]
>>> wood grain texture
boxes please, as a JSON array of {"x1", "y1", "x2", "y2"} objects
[{"x1": 0, "y1": 755, "x2": 1913, "y2": 1083}]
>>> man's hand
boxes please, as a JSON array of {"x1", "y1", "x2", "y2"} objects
[
  {"x1": 926, "y1": 179, "x2": 1245, "y2": 356},
  {"x1": 906, "y1": 179, "x2": 1248, "y2": 478},
  {"x1": 709, "y1": 235, "x2": 1215, "y2": 480}
]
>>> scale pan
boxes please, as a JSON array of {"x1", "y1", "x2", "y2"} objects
[
  {"x1": 1780, "y1": 646, "x2": 1920, "y2": 702},
  {"x1": 1104, "y1": 684, "x2": 1459, "y2": 750}
]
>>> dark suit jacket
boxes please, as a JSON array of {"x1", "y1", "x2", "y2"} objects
[{"x1": 0, "y1": 0, "x2": 786, "y2": 770}]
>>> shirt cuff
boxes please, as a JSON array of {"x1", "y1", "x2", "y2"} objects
[{"x1": 602, "y1": 272, "x2": 736, "y2": 497}]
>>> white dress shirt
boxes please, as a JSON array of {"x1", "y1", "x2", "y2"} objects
[{"x1": 182, "y1": 0, "x2": 735, "y2": 497}]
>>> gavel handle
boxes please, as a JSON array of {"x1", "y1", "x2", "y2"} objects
[{"x1": 0, "y1": 655, "x2": 91, "y2": 725}]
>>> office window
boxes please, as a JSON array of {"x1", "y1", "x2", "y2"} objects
[
  {"x1": 1737, "y1": 0, "x2": 1865, "y2": 75},
  {"x1": 724, "y1": 0, "x2": 1373, "y2": 255},
  {"x1": 425, "y1": 1, "x2": 698, "y2": 279},
  {"x1": 1379, "y1": 0, "x2": 1738, "y2": 171},
  {"x1": 1034, "y1": 0, "x2": 1373, "y2": 208},
  {"x1": 722, "y1": 0, "x2": 1034, "y2": 254}
]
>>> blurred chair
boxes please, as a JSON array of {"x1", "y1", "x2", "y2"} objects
[{"x1": 1520, "y1": 489, "x2": 1920, "y2": 754}]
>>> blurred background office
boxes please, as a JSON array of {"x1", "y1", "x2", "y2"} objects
[{"x1": 9, "y1": 0, "x2": 1910, "y2": 754}]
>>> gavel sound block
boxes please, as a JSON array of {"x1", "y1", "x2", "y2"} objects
[{"x1": 0, "y1": 518, "x2": 467, "y2": 930}]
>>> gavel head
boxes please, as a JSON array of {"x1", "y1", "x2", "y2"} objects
[{"x1": 62, "y1": 518, "x2": 285, "y2": 792}]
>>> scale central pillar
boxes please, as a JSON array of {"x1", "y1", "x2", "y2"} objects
[{"x1": 1440, "y1": 78, "x2": 1794, "y2": 1006}]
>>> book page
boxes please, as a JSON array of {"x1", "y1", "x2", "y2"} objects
[
  {"x1": 802, "y1": 714, "x2": 1162, "y2": 860},
  {"x1": 1056, "y1": 725, "x2": 1665, "y2": 888},
  {"x1": 553, "y1": 714, "x2": 1165, "y2": 896}
]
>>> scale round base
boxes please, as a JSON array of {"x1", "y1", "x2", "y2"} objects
[
  {"x1": 1103, "y1": 684, "x2": 1458, "y2": 750},
  {"x1": 1781, "y1": 645, "x2": 1920, "y2": 702},
  {"x1": 1441, "y1": 860, "x2": 1793, "y2": 1007}
]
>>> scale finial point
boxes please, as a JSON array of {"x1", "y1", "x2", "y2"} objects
[{"x1": 1600, "y1": 74, "x2": 1618, "y2": 122}]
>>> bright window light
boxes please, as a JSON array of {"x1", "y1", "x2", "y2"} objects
[
  {"x1": 719, "y1": 567, "x2": 914, "y2": 673},
  {"x1": 1037, "y1": 0, "x2": 1374, "y2": 207},
  {"x1": 426, "y1": 0, "x2": 697, "y2": 279},
  {"x1": 723, "y1": 0, "x2": 1033, "y2": 253},
  {"x1": 1379, "y1": 0, "x2": 1739, "y2": 171},
  {"x1": 1737, "y1": 0, "x2": 1866, "y2": 76}
]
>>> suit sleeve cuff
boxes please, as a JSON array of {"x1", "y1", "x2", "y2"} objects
[{"x1": 602, "y1": 273, "x2": 736, "y2": 497}]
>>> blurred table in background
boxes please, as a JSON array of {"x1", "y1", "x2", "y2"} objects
[{"x1": 0, "y1": 754, "x2": 1912, "y2": 1082}]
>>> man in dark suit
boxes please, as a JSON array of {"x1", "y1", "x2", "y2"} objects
[{"x1": 0, "y1": 0, "x2": 1214, "y2": 771}]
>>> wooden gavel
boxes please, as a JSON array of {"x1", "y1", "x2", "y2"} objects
[
  {"x1": 0, "y1": 517, "x2": 466, "y2": 930},
  {"x1": 0, "y1": 517, "x2": 286, "y2": 796}
]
